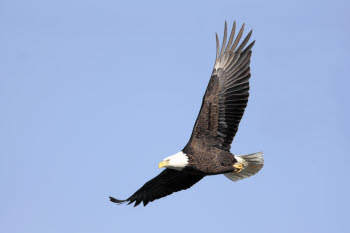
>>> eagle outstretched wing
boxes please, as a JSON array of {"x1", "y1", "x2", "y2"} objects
[
  {"x1": 110, "y1": 169, "x2": 203, "y2": 206},
  {"x1": 186, "y1": 21, "x2": 255, "y2": 151}
]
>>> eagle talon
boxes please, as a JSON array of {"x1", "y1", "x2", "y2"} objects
[{"x1": 233, "y1": 163, "x2": 243, "y2": 173}]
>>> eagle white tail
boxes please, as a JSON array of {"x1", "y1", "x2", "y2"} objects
[{"x1": 224, "y1": 152, "x2": 264, "y2": 182}]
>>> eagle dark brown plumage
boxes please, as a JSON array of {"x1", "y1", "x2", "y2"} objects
[{"x1": 110, "y1": 21, "x2": 263, "y2": 207}]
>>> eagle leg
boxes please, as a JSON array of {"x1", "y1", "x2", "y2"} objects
[{"x1": 233, "y1": 163, "x2": 243, "y2": 173}]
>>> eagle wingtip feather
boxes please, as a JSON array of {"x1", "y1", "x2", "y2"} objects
[{"x1": 109, "y1": 196, "x2": 127, "y2": 204}]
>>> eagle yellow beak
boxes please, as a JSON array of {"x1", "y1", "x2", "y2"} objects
[{"x1": 158, "y1": 160, "x2": 169, "y2": 168}]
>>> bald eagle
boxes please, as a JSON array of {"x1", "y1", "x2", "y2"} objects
[{"x1": 110, "y1": 21, "x2": 263, "y2": 207}]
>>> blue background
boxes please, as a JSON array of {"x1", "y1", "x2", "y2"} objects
[{"x1": 1, "y1": 0, "x2": 349, "y2": 232}]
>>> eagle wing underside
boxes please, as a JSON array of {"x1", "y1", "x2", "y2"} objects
[
  {"x1": 187, "y1": 21, "x2": 255, "y2": 151},
  {"x1": 110, "y1": 169, "x2": 204, "y2": 206}
]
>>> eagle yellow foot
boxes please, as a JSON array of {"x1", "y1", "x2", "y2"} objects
[{"x1": 233, "y1": 163, "x2": 243, "y2": 173}]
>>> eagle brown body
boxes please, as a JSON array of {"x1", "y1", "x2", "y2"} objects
[
  {"x1": 183, "y1": 147, "x2": 237, "y2": 175},
  {"x1": 110, "y1": 21, "x2": 263, "y2": 207}
]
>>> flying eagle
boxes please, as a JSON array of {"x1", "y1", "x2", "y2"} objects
[{"x1": 110, "y1": 21, "x2": 263, "y2": 207}]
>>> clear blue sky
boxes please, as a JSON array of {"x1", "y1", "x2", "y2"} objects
[{"x1": 1, "y1": 0, "x2": 349, "y2": 232}]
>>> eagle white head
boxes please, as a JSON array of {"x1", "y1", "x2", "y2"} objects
[{"x1": 158, "y1": 151, "x2": 189, "y2": 171}]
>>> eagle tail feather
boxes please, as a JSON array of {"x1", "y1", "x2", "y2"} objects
[{"x1": 224, "y1": 152, "x2": 264, "y2": 182}]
